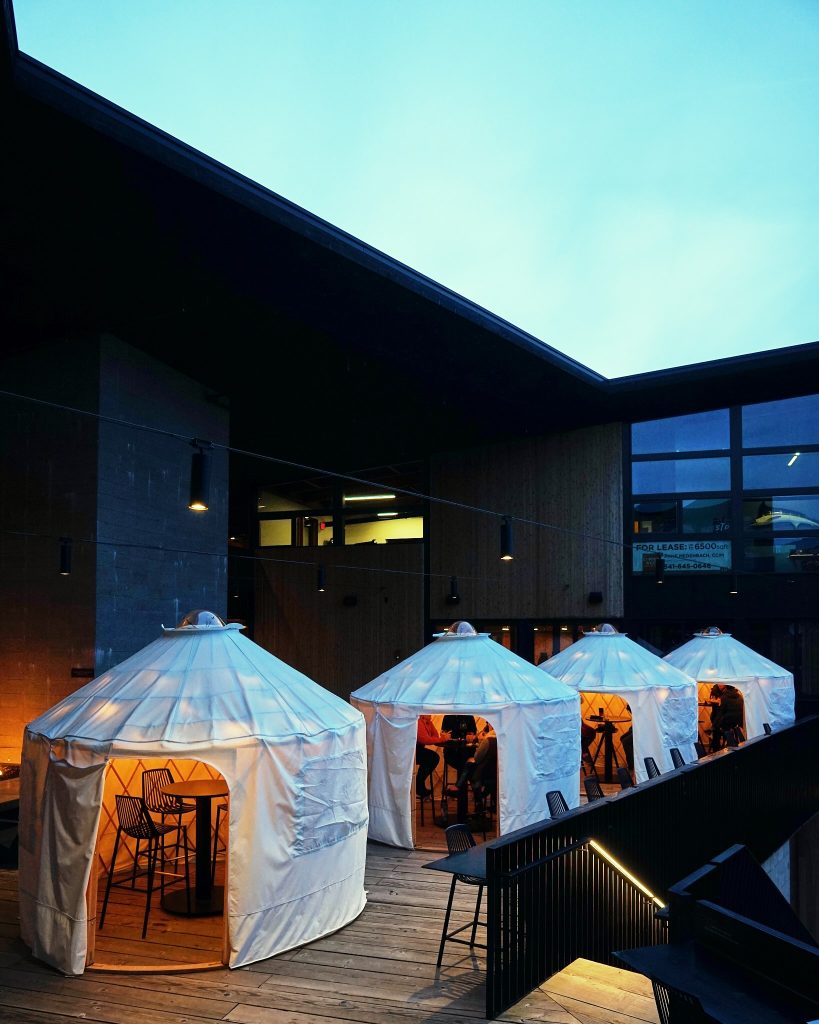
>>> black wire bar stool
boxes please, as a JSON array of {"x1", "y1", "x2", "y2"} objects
[
  {"x1": 436, "y1": 824, "x2": 487, "y2": 968},
  {"x1": 99, "y1": 794, "x2": 190, "y2": 938}
]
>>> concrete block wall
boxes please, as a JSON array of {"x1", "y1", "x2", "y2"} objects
[{"x1": 95, "y1": 335, "x2": 229, "y2": 670}]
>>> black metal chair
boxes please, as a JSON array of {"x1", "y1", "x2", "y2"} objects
[
  {"x1": 546, "y1": 790, "x2": 569, "y2": 818},
  {"x1": 725, "y1": 726, "x2": 743, "y2": 747},
  {"x1": 694, "y1": 740, "x2": 707, "y2": 759},
  {"x1": 583, "y1": 775, "x2": 606, "y2": 802},
  {"x1": 763, "y1": 722, "x2": 773, "y2": 735},
  {"x1": 435, "y1": 824, "x2": 486, "y2": 968},
  {"x1": 99, "y1": 794, "x2": 190, "y2": 938},
  {"x1": 211, "y1": 798, "x2": 229, "y2": 885},
  {"x1": 616, "y1": 766, "x2": 634, "y2": 789},
  {"x1": 141, "y1": 768, "x2": 195, "y2": 853},
  {"x1": 644, "y1": 756, "x2": 662, "y2": 779},
  {"x1": 669, "y1": 747, "x2": 685, "y2": 769}
]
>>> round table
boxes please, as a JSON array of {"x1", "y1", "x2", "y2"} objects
[{"x1": 160, "y1": 779, "x2": 229, "y2": 916}]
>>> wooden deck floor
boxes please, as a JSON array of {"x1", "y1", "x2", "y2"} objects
[{"x1": 0, "y1": 837, "x2": 658, "y2": 1024}]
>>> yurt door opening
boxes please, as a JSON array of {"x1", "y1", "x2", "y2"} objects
[
  {"x1": 581, "y1": 695, "x2": 634, "y2": 788},
  {"x1": 414, "y1": 714, "x2": 498, "y2": 848},
  {"x1": 91, "y1": 757, "x2": 229, "y2": 970},
  {"x1": 699, "y1": 684, "x2": 746, "y2": 751}
]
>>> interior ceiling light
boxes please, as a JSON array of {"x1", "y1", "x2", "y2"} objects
[
  {"x1": 787, "y1": 452, "x2": 801, "y2": 467},
  {"x1": 377, "y1": 511, "x2": 398, "y2": 517},
  {"x1": 344, "y1": 493, "x2": 396, "y2": 502}
]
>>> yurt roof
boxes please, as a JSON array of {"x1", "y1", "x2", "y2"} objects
[
  {"x1": 541, "y1": 623, "x2": 696, "y2": 692},
  {"x1": 27, "y1": 611, "x2": 361, "y2": 744},
  {"x1": 351, "y1": 620, "x2": 576, "y2": 708},
  {"x1": 663, "y1": 626, "x2": 792, "y2": 682}
]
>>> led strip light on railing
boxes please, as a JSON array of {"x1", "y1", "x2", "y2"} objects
[{"x1": 588, "y1": 839, "x2": 666, "y2": 908}]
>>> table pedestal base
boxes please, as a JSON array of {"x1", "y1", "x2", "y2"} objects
[{"x1": 162, "y1": 885, "x2": 224, "y2": 917}]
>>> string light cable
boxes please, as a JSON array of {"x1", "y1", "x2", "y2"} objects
[{"x1": 0, "y1": 388, "x2": 810, "y2": 581}]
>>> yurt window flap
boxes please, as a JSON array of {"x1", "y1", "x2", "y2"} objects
[{"x1": 294, "y1": 748, "x2": 368, "y2": 856}]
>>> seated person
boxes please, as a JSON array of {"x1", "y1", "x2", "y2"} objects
[
  {"x1": 441, "y1": 714, "x2": 478, "y2": 776},
  {"x1": 581, "y1": 720, "x2": 597, "y2": 770},
  {"x1": 415, "y1": 714, "x2": 449, "y2": 797},
  {"x1": 619, "y1": 703, "x2": 634, "y2": 771},
  {"x1": 713, "y1": 684, "x2": 744, "y2": 748},
  {"x1": 456, "y1": 722, "x2": 497, "y2": 802}
]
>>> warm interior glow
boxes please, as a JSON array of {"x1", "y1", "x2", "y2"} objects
[
  {"x1": 500, "y1": 553, "x2": 513, "y2": 561},
  {"x1": 588, "y1": 839, "x2": 665, "y2": 908},
  {"x1": 188, "y1": 500, "x2": 208, "y2": 511}
]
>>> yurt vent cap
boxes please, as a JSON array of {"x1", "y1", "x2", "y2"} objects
[
  {"x1": 584, "y1": 623, "x2": 623, "y2": 636},
  {"x1": 432, "y1": 620, "x2": 486, "y2": 638},
  {"x1": 697, "y1": 626, "x2": 731, "y2": 638},
  {"x1": 162, "y1": 609, "x2": 244, "y2": 632}
]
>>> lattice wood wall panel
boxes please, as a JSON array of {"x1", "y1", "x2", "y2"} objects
[{"x1": 94, "y1": 757, "x2": 224, "y2": 880}]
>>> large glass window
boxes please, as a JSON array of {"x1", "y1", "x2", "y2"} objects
[
  {"x1": 743, "y1": 452, "x2": 819, "y2": 490},
  {"x1": 631, "y1": 409, "x2": 729, "y2": 454},
  {"x1": 629, "y1": 394, "x2": 819, "y2": 576},
  {"x1": 632, "y1": 458, "x2": 730, "y2": 495},
  {"x1": 742, "y1": 394, "x2": 819, "y2": 448},
  {"x1": 256, "y1": 462, "x2": 425, "y2": 547},
  {"x1": 632, "y1": 499, "x2": 732, "y2": 534}
]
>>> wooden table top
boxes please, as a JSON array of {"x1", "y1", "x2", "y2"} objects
[{"x1": 160, "y1": 779, "x2": 229, "y2": 799}]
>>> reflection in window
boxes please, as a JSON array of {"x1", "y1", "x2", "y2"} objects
[
  {"x1": 632, "y1": 458, "x2": 730, "y2": 495},
  {"x1": 681, "y1": 499, "x2": 732, "y2": 534},
  {"x1": 742, "y1": 394, "x2": 819, "y2": 448},
  {"x1": 633, "y1": 502, "x2": 677, "y2": 534},
  {"x1": 744, "y1": 496, "x2": 819, "y2": 531},
  {"x1": 632, "y1": 409, "x2": 729, "y2": 454},
  {"x1": 743, "y1": 452, "x2": 819, "y2": 490},
  {"x1": 744, "y1": 536, "x2": 819, "y2": 573}
]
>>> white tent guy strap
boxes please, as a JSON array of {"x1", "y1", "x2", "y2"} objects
[
  {"x1": 18, "y1": 611, "x2": 368, "y2": 976},
  {"x1": 540, "y1": 624, "x2": 699, "y2": 782},
  {"x1": 663, "y1": 626, "x2": 795, "y2": 738},
  {"x1": 350, "y1": 621, "x2": 581, "y2": 848}
]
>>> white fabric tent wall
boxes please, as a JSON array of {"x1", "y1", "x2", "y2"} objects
[
  {"x1": 351, "y1": 623, "x2": 581, "y2": 848},
  {"x1": 541, "y1": 626, "x2": 699, "y2": 782},
  {"x1": 18, "y1": 616, "x2": 369, "y2": 977},
  {"x1": 663, "y1": 628, "x2": 795, "y2": 738}
]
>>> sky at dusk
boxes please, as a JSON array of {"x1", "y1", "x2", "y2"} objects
[{"x1": 13, "y1": 1, "x2": 819, "y2": 378}]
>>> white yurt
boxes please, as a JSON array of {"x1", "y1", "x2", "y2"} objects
[
  {"x1": 18, "y1": 611, "x2": 368, "y2": 977},
  {"x1": 663, "y1": 626, "x2": 795, "y2": 739},
  {"x1": 540, "y1": 624, "x2": 699, "y2": 782},
  {"x1": 350, "y1": 621, "x2": 581, "y2": 848}
]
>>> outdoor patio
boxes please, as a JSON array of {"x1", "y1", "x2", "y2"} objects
[{"x1": 0, "y1": 839, "x2": 658, "y2": 1023}]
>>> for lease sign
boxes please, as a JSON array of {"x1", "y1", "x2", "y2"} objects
[{"x1": 633, "y1": 540, "x2": 731, "y2": 573}]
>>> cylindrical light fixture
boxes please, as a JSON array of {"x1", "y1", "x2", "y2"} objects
[
  {"x1": 59, "y1": 536, "x2": 72, "y2": 576},
  {"x1": 654, "y1": 555, "x2": 665, "y2": 583},
  {"x1": 317, "y1": 565, "x2": 326, "y2": 592},
  {"x1": 500, "y1": 517, "x2": 514, "y2": 561},
  {"x1": 729, "y1": 573, "x2": 739, "y2": 596},
  {"x1": 446, "y1": 575, "x2": 460, "y2": 604},
  {"x1": 188, "y1": 440, "x2": 212, "y2": 512}
]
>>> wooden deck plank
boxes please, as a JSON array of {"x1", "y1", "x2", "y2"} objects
[{"x1": 0, "y1": 844, "x2": 658, "y2": 1024}]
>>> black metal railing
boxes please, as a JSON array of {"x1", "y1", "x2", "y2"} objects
[{"x1": 484, "y1": 716, "x2": 819, "y2": 1018}]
